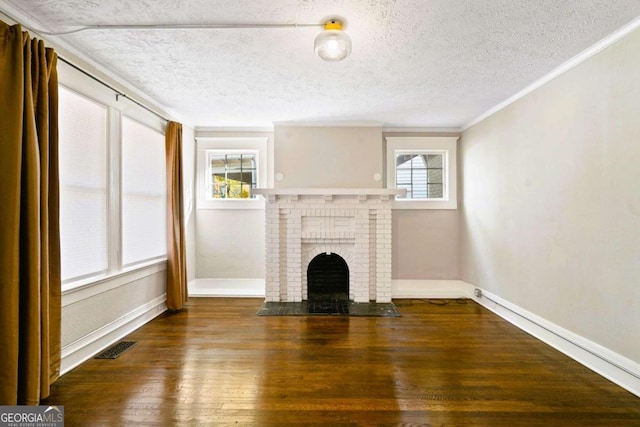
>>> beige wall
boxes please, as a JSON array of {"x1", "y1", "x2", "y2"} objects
[
  {"x1": 273, "y1": 125, "x2": 384, "y2": 188},
  {"x1": 195, "y1": 209, "x2": 265, "y2": 278},
  {"x1": 62, "y1": 270, "x2": 166, "y2": 346},
  {"x1": 461, "y1": 28, "x2": 640, "y2": 362},
  {"x1": 193, "y1": 125, "x2": 462, "y2": 281},
  {"x1": 385, "y1": 131, "x2": 461, "y2": 279},
  {"x1": 193, "y1": 131, "x2": 271, "y2": 279},
  {"x1": 393, "y1": 210, "x2": 460, "y2": 279}
]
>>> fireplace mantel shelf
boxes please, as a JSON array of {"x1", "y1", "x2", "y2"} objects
[{"x1": 254, "y1": 188, "x2": 405, "y2": 196}]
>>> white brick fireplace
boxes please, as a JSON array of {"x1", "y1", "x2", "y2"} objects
[{"x1": 254, "y1": 189, "x2": 403, "y2": 303}]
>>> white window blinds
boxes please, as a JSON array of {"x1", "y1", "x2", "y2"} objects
[
  {"x1": 58, "y1": 86, "x2": 108, "y2": 281},
  {"x1": 121, "y1": 116, "x2": 167, "y2": 266}
]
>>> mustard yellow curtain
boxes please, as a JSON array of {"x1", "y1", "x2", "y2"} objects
[
  {"x1": 0, "y1": 22, "x2": 61, "y2": 405},
  {"x1": 165, "y1": 121, "x2": 188, "y2": 310}
]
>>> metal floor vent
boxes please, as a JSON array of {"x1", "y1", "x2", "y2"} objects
[{"x1": 95, "y1": 341, "x2": 137, "y2": 359}]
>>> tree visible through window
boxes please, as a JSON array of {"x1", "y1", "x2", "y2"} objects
[
  {"x1": 208, "y1": 153, "x2": 257, "y2": 199},
  {"x1": 396, "y1": 153, "x2": 444, "y2": 199}
]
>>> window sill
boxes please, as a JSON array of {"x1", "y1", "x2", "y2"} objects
[
  {"x1": 62, "y1": 259, "x2": 167, "y2": 306},
  {"x1": 197, "y1": 197, "x2": 265, "y2": 210},
  {"x1": 392, "y1": 199, "x2": 458, "y2": 210}
]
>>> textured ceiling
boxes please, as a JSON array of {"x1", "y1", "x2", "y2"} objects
[{"x1": 4, "y1": 1, "x2": 640, "y2": 128}]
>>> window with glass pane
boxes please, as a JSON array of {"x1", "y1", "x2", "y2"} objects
[
  {"x1": 58, "y1": 86, "x2": 108, "y2": 281},
  {"x1": 396, "y1": 153, "x2": 444, "y2": 199},
  {"x1": 121, "y1": 117, "x2": 167, "y2": 266},
  {"x1": 208, "y1": 153, "x2": 257, "y2": 199}
]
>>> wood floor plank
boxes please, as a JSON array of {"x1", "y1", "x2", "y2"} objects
[{"x1": 42, "y1": 298, "x2": 640, "y2": 426}]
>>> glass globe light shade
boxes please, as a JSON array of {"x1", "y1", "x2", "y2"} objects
[{"x1": 314, "y1": 28, "x2": 352, "y2": 62}]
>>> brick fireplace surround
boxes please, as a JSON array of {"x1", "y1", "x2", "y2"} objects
[{"x1": 254, "y1": 189, "x2": 404, "y2": 303}]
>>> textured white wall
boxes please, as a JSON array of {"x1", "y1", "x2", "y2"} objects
[{"x1": 461, "y1": 28, "x2": 640, "y2": 362}]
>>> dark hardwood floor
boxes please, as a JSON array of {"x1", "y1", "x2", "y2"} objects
[{"x1": 42, "y1": 298, "x2": 640, "y2": 426}]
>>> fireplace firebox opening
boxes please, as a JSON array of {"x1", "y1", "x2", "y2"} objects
[{"x1": 307, "y1": 253, "x2": 349, "y2": 301}]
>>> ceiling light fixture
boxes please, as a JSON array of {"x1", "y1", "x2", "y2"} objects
[{"x1": 314, "y1": 20, "x2": 352, "y2": 62}]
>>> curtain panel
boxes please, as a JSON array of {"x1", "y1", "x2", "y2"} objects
[
  {"x1": 165, "y1": 121, "x2": 188, "y2": 310},
  {"x1": 0, "y1": 22, "x2": 62, "y2": 404}
]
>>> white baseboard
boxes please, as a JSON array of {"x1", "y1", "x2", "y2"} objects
[
  {"x1": 189, "y1": 278, "x2": 265, "y2": 297},
  {"x1": 392, "y1": 280, "x2": 473, "y2": 299},
  {"x1": 469, "y1": 285, "x2": 640, "y2": 398},
  {"x1": 60, "y1": 294, "x2": 167, "y2": 375},
  {"x1": 189, "y1": 279, "x2": 469, "y2": 299}
]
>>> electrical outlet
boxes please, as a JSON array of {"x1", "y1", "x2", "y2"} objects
[{"x1": 474, "y1": 288, "x2": 483, "y2": 298}]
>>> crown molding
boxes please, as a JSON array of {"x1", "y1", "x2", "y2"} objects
[
  {"x1": 195, "y1": 126, "x2": 274, "y2": 133},
  {"x1": 0, "y1": 5, "x2": 187, "y2": 126},
  {"x1": 462, "y1": 15, "x2": 640, "y2": 132},
  {"x1": 382, "y1": 127, "x2": 461, "y2": 134},
  {"x1": 273, "y1": 121, "x2": 383, "y2": 128}
]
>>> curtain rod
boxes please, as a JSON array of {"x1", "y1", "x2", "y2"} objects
[
  {"x1": 1, "y1": 11, "x2": 170, "y2": 122},
  {"x1": 35, "y1": 22, "x2": 324, "y2": 36},
  {"x1": 57, "y1": 56, "x2": 170, "y2": 123}
]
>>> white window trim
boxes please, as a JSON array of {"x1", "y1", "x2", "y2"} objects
[
  {"x1": 58, "y1": 61, "x2": 167, "y2": 291},
  {"x1": 386, "y1": 136, "x2": 459, "y2": 209},
  {"x1": 196, "y1": 137, "x2": 268, "y2": 210}
]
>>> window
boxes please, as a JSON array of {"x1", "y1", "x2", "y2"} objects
[
  {"x1": 121, "y1": 117, "x2": 167, "y2": 266},
  {"x1": 57, "y1": 60, "x2": 168, "y2": 290},
  {"x1": 197, "y1": 137, "x2": 268, "y2": 209},
  {"x1": 208, "y1": 153, "x2": 257, "y2": 199},
  {"x1": 386, "y1": 137, "x2": 458, "y2": 209},
  {"x1": 58, "y1": 86, "x2": 109, "y2": 281},
  {"x1": 396, "y1": 153, "x2": 445, "y2": 199}
]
